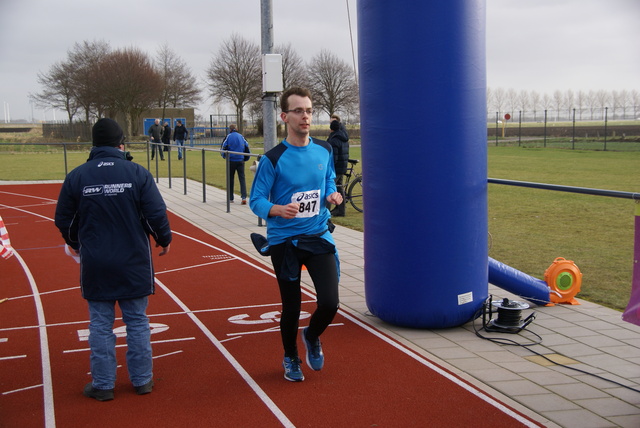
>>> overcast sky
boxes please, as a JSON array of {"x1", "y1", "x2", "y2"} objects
[{"x1": 0, "y1": 0, "x2": 638, "y2": 122}]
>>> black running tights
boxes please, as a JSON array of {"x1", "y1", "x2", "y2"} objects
[{"x1": 270, "y1": 244, "x2": 340, "y2": 358}]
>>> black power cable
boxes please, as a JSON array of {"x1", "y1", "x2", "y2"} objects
[{"x1": 474, "y1": 296, "x2": 640, "y2": 395}]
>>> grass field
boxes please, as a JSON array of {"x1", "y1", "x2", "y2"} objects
[{"x1": 0, "y1": 140, "x2": 637, "y2": 312}]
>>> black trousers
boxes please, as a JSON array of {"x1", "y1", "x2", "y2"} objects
[
  {"x1": 228, "y1": 161, "x2": 247, "y2": 200},
  {"x1": 150, "y1": 142, "x2": 164, "y2": 160},
  {"x1": 270, "y1": 243, "x2": 340, "y2": 358},
  {"x1": 332, "y1": 174, "x2": 346, "y2": 215}
]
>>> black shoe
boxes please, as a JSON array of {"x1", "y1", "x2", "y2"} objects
[
  {"x1": 250, "y1": 233, "x2": 270, "y2": 256},
  {"x1": 134, "y1": 379, "x2": 154, "y2": 395},
  {"x1": 83, "y1": 383, "x2": 114, "y2": 401}
]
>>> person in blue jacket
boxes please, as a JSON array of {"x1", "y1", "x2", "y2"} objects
[
  {"x1": 250, "y1": 87, "x2": 343, "y2": 382},
  {"x1": 221, "y1": 123, "x2": 251, "y2": 204},
  {"x1": 55, "y1": 118, "x2": 172, "y2": 401}
]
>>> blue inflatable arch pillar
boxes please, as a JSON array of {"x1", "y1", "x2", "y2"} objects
[{"x1": 358, "y1": 1, "x2": 488, "y2": 328}]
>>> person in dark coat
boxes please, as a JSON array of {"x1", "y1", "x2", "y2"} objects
[
  {"x1": 162, "y1": 121, "x2": 171, "y2": 152},
  {"x1": 148, "y1": 118, "x2": 164, "y2": 160},
  {"x1": 55, "y1": 118, "x2": 172, "y2": 401},
  {"x1": 327, "y1": 118, "x2": 350, "y2": 216},
  {"x1": 173, "y1": 120, "x2": 189, "y2": 160}
]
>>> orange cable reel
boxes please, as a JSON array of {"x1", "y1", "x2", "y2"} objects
[{"x1": 544, "y1": 257, "x2": 582, "y2": 305}]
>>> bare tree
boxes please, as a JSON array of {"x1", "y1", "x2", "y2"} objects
[
  {"x1": 630, "y1": 89, "x2": 640, "y2": 119},
  {"x1": 563, "y1": 89, "x2": 574, "y2": 120},
  {"x1": 516, "y1": 90, "x2": 530, "y2": 120},
  {"x1": 32, "y1": 40, "x2": 110, "y2": 123},
  {"x1": 491, "y1": 87, "x2": 506, "y2": 115},
  {"x1": 541, "y1": 93, "x2": 553, "y2": 119},
  {"x1": 486, "y1": 87, "x2": 494, "y2": 119},
  {"x1": 275, "y1": 43, "x2": 307, "y2": 90},
  {"x1": 67, "y1": 40, "x2": 112, "y2": 121},
  {"x1": 575, "y1": 90, "x2": 586, "y2": 120},
  {"x1": 530, "y1": 91, "x2": 541, "y2": 121},
  {"x1": 595, "y1": 90, "x2": 610, "y2": 119},
  {"x1": 31, "y1": 61, "x2": 78, "y2": 122},
  {"x1": 552, "y1": 90, "x2": 563, "y2": 121},
  {"x1": 504, "y1": 88, "x2": 517, "y2": 115},
  {"x1": 611, "y1": 90, "x2": 627, "y2": 119},
  {"x1": 155, "y1": 43, "x2": 202, "y2": 121},
  {"x1": 205, "y1": 34, "x2": 262, "y2": 132},
  {"x1": 97, "y1": 47, "x2": 163, "y2": 136},
  {"x1": 306, "y1": 49, "x2": 358, "y2": 119}
]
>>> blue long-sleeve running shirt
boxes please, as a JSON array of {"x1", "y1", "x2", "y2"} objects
[{"x1": 250, "y1": 138, "x2": 337, "y2": 246}]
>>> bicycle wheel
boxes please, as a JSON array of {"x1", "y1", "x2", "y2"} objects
[{"x1": 347, "y1": 176, "x2": 363, "y2": 213}]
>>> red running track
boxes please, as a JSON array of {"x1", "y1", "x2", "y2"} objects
[{"x1": 0, "y1": 183, "x2": 543, "y2": 427}]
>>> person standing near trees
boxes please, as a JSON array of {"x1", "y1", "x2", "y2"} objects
[
  {"x1": 220, "y1": 124, "x2": 250, "y2": 204},
  {"x1": 249, "y1": 87, "x2": 343, "y2": 382},
  {"x1": 55, "y1": 118, "x2": 172, "y2": 401},
  {"x1": 327, "y1": 117, "x2": 350, "y2": 217},
  {"x1": 148, "y1": 119, "x2": 164, "y2": 161},
  {"x1": 173, "y1": 120, "x2": 189, "y2": 160},
  {"x1": 161, "y1": 121, "x2": 171, "y2": 153}
]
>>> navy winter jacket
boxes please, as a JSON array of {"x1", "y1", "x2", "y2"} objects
[
  {"x1": 327, "y1": 127, "x2": 349, "y2": 176},
  {"x1": 55, "y1": 146, "x2": 172, "y2": 301}
]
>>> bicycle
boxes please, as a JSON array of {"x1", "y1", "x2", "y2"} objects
[{"x1": 330, "y1": 158, "x2": 363, "y2": 213}]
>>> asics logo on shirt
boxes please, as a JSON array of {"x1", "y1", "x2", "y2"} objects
[
  {"x1": 97, "y1": 161, "x2": 115, "y2": 167},
  {"x1": 295, "y1": 192, "x2": 319, "y2": 202}
]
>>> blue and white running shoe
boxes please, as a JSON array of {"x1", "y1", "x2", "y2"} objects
[
  {"x1": 282, "y1": 356, "x2": 304, "y2": 382},
  {"x1": 302, "y1": 327, "x2": 324, "y2": 371}
]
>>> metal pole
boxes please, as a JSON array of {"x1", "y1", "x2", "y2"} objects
[
  {"x1": 201, "y1": 149, "x2": 206, "y2": 203},
  {"x1": 494, "y1": 111, "x2": 498, "y2": 146},
  {"x1": 63, "y1": 143, "x2": 68, "y2": 176},
  {"x1": 604, "y1": 107, "x2": 608, "y2": 151},
  {"x1": 543, "y1": 110, "x2": 548, "y2": 148},
  {"x1": 154, "y1": 143, "x2": 159, "y2": 183},
  {"x1": 572, "y1": 108, "x2": 576, "y2": 150},
  {"x1": 488, "y1": 178, "x2": 640, "y2": 200},
  {"x1": 225, "y1": 155, "x2": 231, "y2": 213},
  {"x1": 518, "y1": 110, "x2": 522, "y2": 146},
  {"x1": 183, "y1": 147, "x2": 187, "y2": 195},
  {"x1": 167, "y1": 143, "x2": 172, "y2": 189},
  {"x1": 261, "y1": 0, "x2": 278, "y2": 152}
]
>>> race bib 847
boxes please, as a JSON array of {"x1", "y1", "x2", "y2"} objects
[{"x1": 292, "y1": 189, "x2": 321, "y2": 218}]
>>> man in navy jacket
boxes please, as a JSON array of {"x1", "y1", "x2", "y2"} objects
[{"x1": 55, "y1": 118, "x2": 172, "y2": 401}]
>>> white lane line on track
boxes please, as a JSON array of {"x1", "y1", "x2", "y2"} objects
[
  {"x1": 153, "y1": 350, "x2": 183, "y2": 359},
  {"x1": 171, "y1": 230, "x2": 276, "y2": 277},
  {"x1": 7, "y1": 286, "x2": 79, "y2": 301},
  {"x1": 156, "y1": 258, "x2": 235, "y2": 275},
  {"x1": 0, "y1": 203, "x2": 54, "y2": 222},
  {"x1": 11, "y1": 251, "x2": 56, "y2": 428},
  {"x1": 155, "y1": 277, "x2": 295, "y2": 428},
  {"x1": 63, "y1": 337, "x2": 196, "y2": 354},
  {"x1": 3, "y1": 383, "x2": 44, "y2": 395},
  {"x1": 0, "y1": 190, "x2": 57, "y2": 203},
  {"x1": 0, "y1": 355, "x2": 27, "y2": 361}
]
